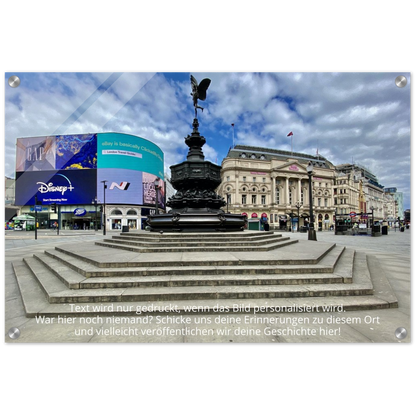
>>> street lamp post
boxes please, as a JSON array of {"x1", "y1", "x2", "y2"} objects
[
  {"x1": 101, "y1": 180, "x2": 107, "y2": 235},
  {"x1": 154, "y1": 177, "x2": 160, "y2": 215},
  {"x1": 370, "y1": 206, "x2": 375, "y2": 236},
  {"x1": 34, "y1": 194, "x2": 39, "y2": 240},
  {"x1": 295, "y1": 201, "x2": 302, "y2": 232},
  {"x1": 307, "y1": 162, "x2": 317, "y2": 241},
  {"x1": 92, "y1": 197, "x2": 98, "y2": 232}
]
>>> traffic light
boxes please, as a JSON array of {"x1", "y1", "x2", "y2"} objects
[
  {"x1": 99, "y1": 206, "x2": 103, "y2": 212},
  {"x1": 51, "y1": 203, "x2": 57, "y2": 213}
]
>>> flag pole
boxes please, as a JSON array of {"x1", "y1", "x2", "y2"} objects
[
  {"x1": 287, "y1": 131, "x2": 294, "y2": 155},
  {"x1": 231, "y1": 123, "x2": 235, "y2": 148}
]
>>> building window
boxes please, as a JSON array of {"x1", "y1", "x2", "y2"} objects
[
  {"x1": 242, "y1": 195, "x2": 247, "y2": 204},
  {"x1": 289, "y1": 189, "x2": 292, "y2": 205},
  {"x1": 251, "y1": 154, "x2": 256, "y2": 159},
  {"x1": 318, "y1": 198, "x2": 321, "y2": 206},
  {"x1": 112, "y1": 219, "x2": 122, "y2": 230},
  {"x1": 253, "y1": 177, "x2": 256, "y2": 182},
  {"x1": 252, "y1": 195, "x2": 257, "y2": 204},
  {"x1": 261, "y1": 195, "x2": 266, "y2": 204},
  {"x1": 126, "y1": 209, "x2": 137, "y2": 215},
  {"x1": 276, "y1": 188, "x2": 280, "y2": 204},
  {"x1": 243, "y1": 176, "x2": 246, "y2": 182},
  {"x1": 324, "y1": 198, "x2": 327, "y2": 207},
  {"x1": 127, "y1": 219, "x2": 137, "y2": 229},
  {"x1": 227, "y1": 194, "x2": 231, "y2": 204},
  {"x1": 301, "y1": 189, "x2": 304, "y2": 205},
  {"x1": 226, "y1": 176, "x2": 230, "y2": 181},
  {"x1": 262, "y1": 177, "x2": 266, "y2": 183}
]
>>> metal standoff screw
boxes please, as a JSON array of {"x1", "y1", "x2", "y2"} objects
[
  {"x1": 395, "y1": 75, "x2": 407, "y2": 88},
  {"x1": 395, "y1": 327, "x2": 407, "y2": 339},
  {"x1": 8, "y1": 327, "x2": 21, "y2": 339},
  {"x1": 8, "y1": 75, "x2": 21, "y2": 88}
]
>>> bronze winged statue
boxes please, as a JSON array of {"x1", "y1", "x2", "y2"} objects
[{"x1": 190, "y1": 75, "x2": 211, "y2": 118}]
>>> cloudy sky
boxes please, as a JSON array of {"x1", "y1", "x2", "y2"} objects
[{"x1": 4, "y1": 71, "x2": 411, "y2": 208}]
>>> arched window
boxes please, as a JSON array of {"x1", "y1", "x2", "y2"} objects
[
  {"x1": 110, "y1": 209, "x2": 122, "y2": 216},
  {"x1": 126, "y1": 209, "x2": 137, "y2": 215}
]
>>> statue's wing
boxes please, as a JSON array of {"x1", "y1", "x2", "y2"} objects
[
  {"x1": 190, "y1": 75, "x2": 198, "y2": 88},
  {"x1": 197, "y1": 78, "x2": 211, "y2": 101}
]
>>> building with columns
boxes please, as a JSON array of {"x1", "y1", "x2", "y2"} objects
[{"x1": 219, "y1": 145, "x2": 336, "y2": 230}]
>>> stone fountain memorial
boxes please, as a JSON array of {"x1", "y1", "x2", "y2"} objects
[{"x1": 147, "y1": 75, "x2": 246, "y2": 232}]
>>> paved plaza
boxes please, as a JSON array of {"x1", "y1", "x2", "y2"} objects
[{"x1": 4, "y1": 228, "x2": 411, "y2": 343}]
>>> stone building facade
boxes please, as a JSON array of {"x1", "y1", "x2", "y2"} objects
[
  {"x1": 219, "y1": 146, "x2": 401, "y2": 231},
  {"x1": 219, "y1": 145, "x2": 336, "y2": 230}
]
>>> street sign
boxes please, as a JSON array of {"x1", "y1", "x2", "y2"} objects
[
  {"x1": 34, "y1": 205, "x2": 42, "y2": 212},
  {"x1": 349, "y1": 211, "x2": 356, "y2": 217}
]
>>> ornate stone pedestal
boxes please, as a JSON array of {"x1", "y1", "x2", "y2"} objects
[{"x1": 147, "y1": 118, "x2": 246, "y2": 232}]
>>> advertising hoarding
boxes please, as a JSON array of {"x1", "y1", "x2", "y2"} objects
[
  {"x1": 16, "y1": 134, "x2": 97, "y2": 172},
  {"x1": 142, "y1": 172, "x2": 165, "y2": 210},
  {"x1": 15, "y1": 132, "x2": 164, "y2": 207},
  {"x1": 15, "y1": 170, "x2": 97, "y2": 205},
  {"x1": 97, "y1": 168, "x2": 143, "y2": 205},
  {"x1": 97, "y1": 132, "x2": 164, "y2": 179}
]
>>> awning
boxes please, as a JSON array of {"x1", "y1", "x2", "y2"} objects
[{"x1": 13, "y1": 214, "x2": 35, "y2": 220}]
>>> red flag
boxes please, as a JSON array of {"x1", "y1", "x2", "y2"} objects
[{"x1": 287, "y1": 131, "x2": 293, "y2": 137}]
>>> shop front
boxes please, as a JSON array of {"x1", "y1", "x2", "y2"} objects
[
  {"x1": 61, "y1": 206, "x2": 99, "y2": 230},
  {"x1": 279, "y1": 215, "x2": 288, "y2": 230},
  {"x1": 19, "y1": 203, "x2": 163, "y2": 231},
  {"x1": 108, "y1": 207, "x2": 146, "y2": 231}
]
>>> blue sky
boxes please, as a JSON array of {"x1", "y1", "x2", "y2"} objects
[{"x1": 5, "y1": 71, "x2": 411, "y2": 208}]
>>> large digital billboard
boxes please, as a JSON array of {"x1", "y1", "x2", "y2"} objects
[
  {"x1": 97, "y1": 132, "x2": 164, "y2": 179},
  {"x1": 16, "y1": 134, "x2": 97, "y2": 172},
  {"x1": 97, "y1": 168, "x2": 143, "y2": 205},
  {"x1": 15, "y1": 132, "x2": 164, "y2": 207},
  {"x1": 15, "y1": 169, "x2": 97, "y2": 205},
  {"x1": 95, "y1": 170, "x2": 166, "y2": 210}
]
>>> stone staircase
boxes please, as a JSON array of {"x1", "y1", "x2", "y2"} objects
[
  {"x1": 95, "y1": 231, "x2": 297, "y2": 252},
  {"x1": 12, "y1": 231, "x2": 398, "y2": 317}
]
